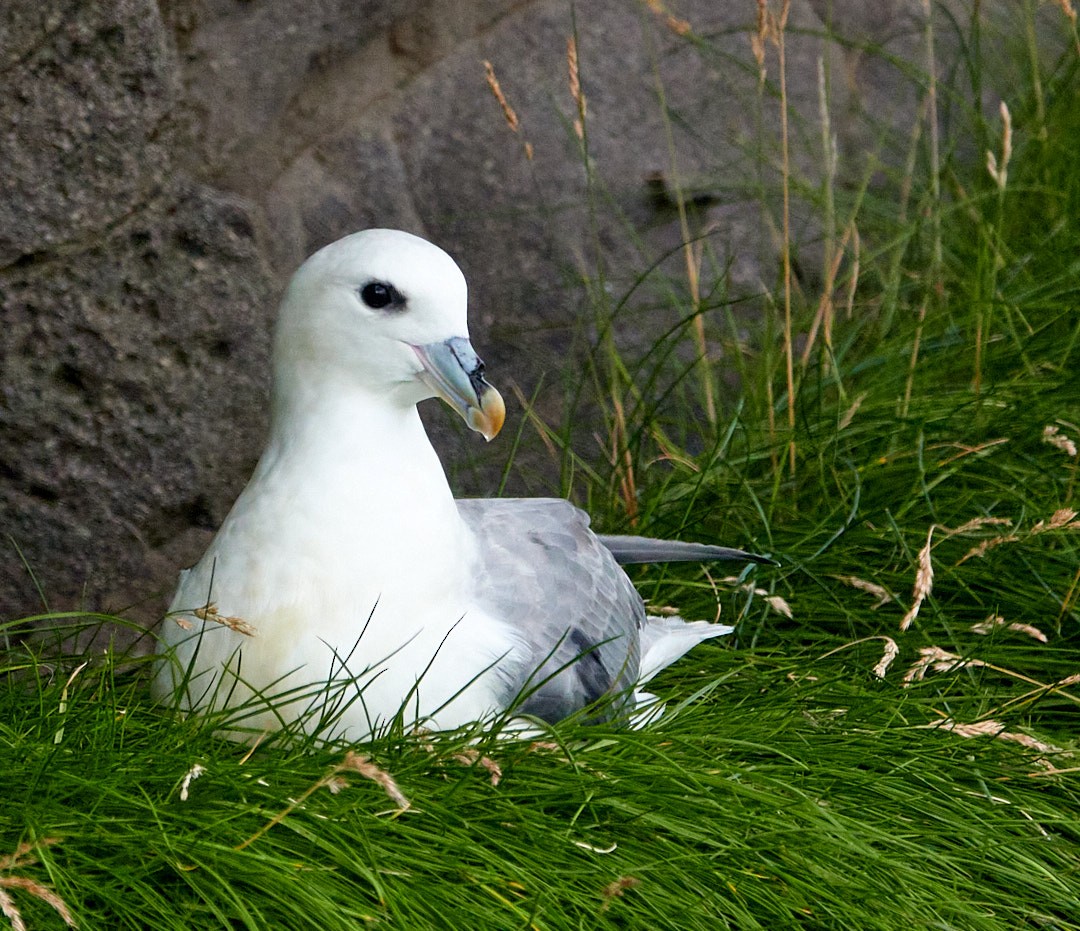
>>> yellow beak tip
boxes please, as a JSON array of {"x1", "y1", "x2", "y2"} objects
[{"x1": 470, "y1": 387, "x2": 506, "y2": 442}]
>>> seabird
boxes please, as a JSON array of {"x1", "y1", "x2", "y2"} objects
[{"x1": 153, "y1": 229, "x2": 771, "y2": 739}]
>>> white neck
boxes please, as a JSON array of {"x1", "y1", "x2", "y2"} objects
[{"x1": 241, "y1": 371, "x2": 462, "y2": 548}]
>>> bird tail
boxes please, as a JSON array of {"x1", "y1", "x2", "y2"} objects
[{"x1": 638, "y1": 615, "x2": 733, "y2": 684}]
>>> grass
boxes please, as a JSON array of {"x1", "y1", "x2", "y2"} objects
[
  {"x1": 3, "y1": 3, "x2": 1080, "y2": 929},
  {"x1": 3, "y1": 650, "x2": 1079, "y2": 930}
]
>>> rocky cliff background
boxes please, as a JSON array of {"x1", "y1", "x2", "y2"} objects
[{"x1": 0, "y1": 0, "x2": 1069, "y2": 625}]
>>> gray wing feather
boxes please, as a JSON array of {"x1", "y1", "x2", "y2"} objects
[
  {"x1": 457, "y1": 498, "x2": 644, "y2": 723},
  {"x1": 597, "y1": 536, "x2": 778, "y2": 566}
]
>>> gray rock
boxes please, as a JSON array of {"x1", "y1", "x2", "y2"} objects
[
  {"x1": 0, "y1": 184, "x2": 272, "y2": 623},
  {"x1": 0, "y1": 0, "x2": 176, "y2": 264}
]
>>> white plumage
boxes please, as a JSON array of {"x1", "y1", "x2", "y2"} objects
[{"x1": 153, "y1": 230, "x2": 769, "y2": 740}]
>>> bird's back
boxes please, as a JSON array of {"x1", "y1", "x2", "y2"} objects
[{"x1": 458, "y1": 497, "x2": 647, "y2": 722}]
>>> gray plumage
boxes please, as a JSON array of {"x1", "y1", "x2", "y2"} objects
[
  {"x1": 458, "y1": 498, "x2": 768, "y2": 723},
  {"x1": 458, "y1": 498, "x2": 644, "y2": 722},
  {"x1": 597, "y1": 535, "x2": 778, "y2": 567}
]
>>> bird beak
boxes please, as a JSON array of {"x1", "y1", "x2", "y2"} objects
[{"x1": 412, "y1": 337, "x2": 505, "y2": 441}]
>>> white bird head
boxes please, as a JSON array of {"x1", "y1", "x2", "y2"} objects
[{"x1": 273, "y1": 229, "x2": 505, "y2": 440}]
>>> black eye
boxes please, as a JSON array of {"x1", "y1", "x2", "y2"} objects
[{"x1": 360, "y1": 281, "x2": 403, "y2": 310}]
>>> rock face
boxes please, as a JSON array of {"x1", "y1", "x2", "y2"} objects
[
  {"x1": 1, "y1": 184, "x2": 272, "y2": 618},
  {"x1": 0, "y1": 1, "x2": 176, "y2": 265},
  {"x1": 0, "y1": 0, "x2": 1069, "y2": 625}
]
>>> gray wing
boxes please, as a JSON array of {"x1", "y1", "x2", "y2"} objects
[
  {"x1": 457, "y1": 498, "x2": 645, "y2": 723},
  {"x1": 597, "y1": 535, "x2": 778, "y2": 566}
]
